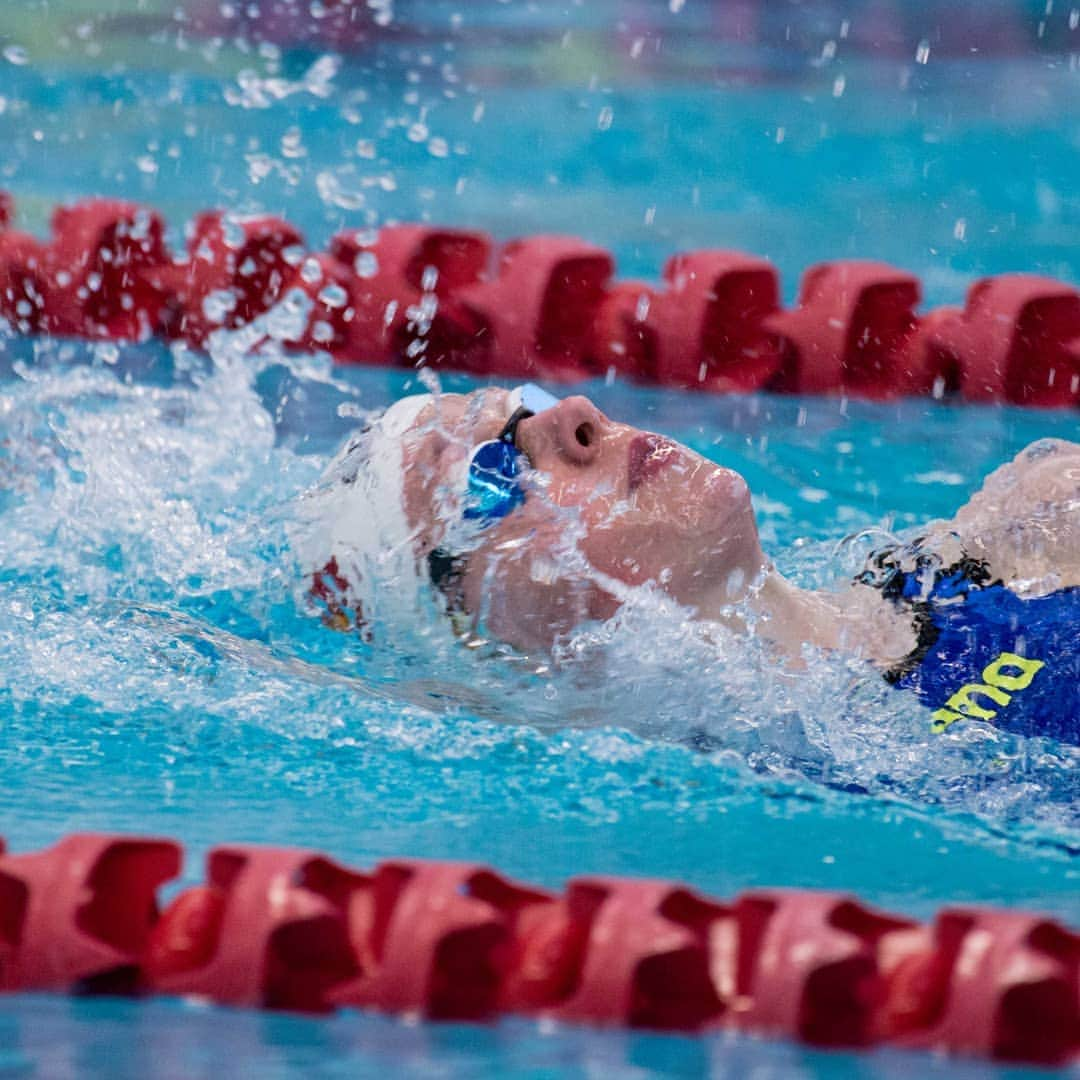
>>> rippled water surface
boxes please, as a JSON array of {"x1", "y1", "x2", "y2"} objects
[{"x1": 0, "y1": 1, "x2": 1078, "y2": 1077}]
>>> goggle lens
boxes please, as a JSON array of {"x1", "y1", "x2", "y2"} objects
[
  {"x1": 465, "y1": 439, "x2": 525, "y2": 520},
  {"x1": 463, "y1": 384, "x2": 559, "y2": 523}
]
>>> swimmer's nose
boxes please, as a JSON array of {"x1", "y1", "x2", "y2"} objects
[{"x1": 518, "y1": 395, "x2": 606, "y2": 468}]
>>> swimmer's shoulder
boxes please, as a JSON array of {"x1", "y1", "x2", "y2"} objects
[{"x1": 930, "y1": 438, "x2": 1080, "y2": 593}]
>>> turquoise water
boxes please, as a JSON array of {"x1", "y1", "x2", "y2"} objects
[
  {"x1": 0, "y1": 995, "x2": 1062, "y2": 1080},
  {"x1": 0, "y1": 2, "x2": 1079, "y2": 1076}
]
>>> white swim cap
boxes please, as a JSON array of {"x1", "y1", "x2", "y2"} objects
[{"x1": 292, "y1": 393, "x2": 435, "y2": 639}]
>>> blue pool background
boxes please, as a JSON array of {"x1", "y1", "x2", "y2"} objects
[{"x1": 0, "y1": 1, "x2": 1078, "y2": 1076}]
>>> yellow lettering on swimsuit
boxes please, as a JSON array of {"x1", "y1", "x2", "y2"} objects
[
  {"x1": 930, "y1": 652, "x2": 1044, "y2": 734},
  {"x1": 982, "y1": 652, "x2": 1045, "y2": 691},
  {"x1": 931, "y1": 708, "x2": 963, "y2": 733},
  {"x1": 945, "y1": 682, "x2": 1011, "y2": 720}
]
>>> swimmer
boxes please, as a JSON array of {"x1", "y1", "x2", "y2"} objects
[{"x1": 295, "y1": 386, "x2": 1080, "y2": 744}]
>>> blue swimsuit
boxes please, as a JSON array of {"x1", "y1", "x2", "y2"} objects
[{"x1": 861, "y1": 549, "x2": 1080, "y2": 745}]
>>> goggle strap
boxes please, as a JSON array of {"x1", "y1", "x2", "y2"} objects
[
  {"x1": 428, "y1": 547, "x2": 467, "y2": 591},
  {"x1": 497, "y1": 406, "x2": 534, "y2": 445}
]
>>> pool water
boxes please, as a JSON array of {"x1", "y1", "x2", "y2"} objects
[{"x1": 0, "y1": 1, "x2": 1078, "y2": 1076}]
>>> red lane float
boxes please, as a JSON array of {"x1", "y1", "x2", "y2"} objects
[
  {"x1": 0, "y1": 230, "x2": 49, "y2": 336},
  {"x1": 724, "y1": 889, "x2": 917, "y2": 1046},
  {"x1": 592, "y1": 252, "x2": 783, "y2": 391},
  {"x1": 540, "y1": 877, "x2": 726, "y2": 1030},
  {"x1": 0, "y1": 833, "x2": 1076, "y2": 1068},
  {"x1": 145, "y1": 845, "x2": 365, "y2": 1012},
  {"x1": 765, "y1": 261, "x2": 923, "y2": 398},
  {"x1": 0, "y1": 193, "x2": 1079, "y2": 407},
  {"x1": 331, "y1": 859, "x2": 550, "y2": 1019},
  {"x1": 888, "y1": 908, "x2": 1080, "y2": 1063},
  {"x1": 155, "y1": 210, "x2": 306, "y2": 346},
  {"x1": 916, "y1": 274, "x2": 1080, "y2": 407},
  {"x1": 44, "y1": 200, "x2": 173, "y2": 341},
  {"x1": 456, "y1": 235, "x2": 614, "y2": 381},
  {"x1": 0, "y1": 834, "x2": 181, "y2": 994},
  {"x1": 328, "y1": 224, "x2": 491, "y2": 369}
]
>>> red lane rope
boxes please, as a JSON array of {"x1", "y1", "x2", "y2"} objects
[
  {"x1": 0, "y1": 833, "x2": 1076, "y2": 1065},
  {"x1": 2, "y1": 196, "x2": 1079, "y2": 405}
]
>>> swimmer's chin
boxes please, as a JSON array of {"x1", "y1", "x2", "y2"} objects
[{"x1": 703, "y1": 466, "x2": 752, "y2": 513}]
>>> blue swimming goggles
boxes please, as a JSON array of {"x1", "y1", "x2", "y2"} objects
[{"x1": 463, "y1": 383, "x2": 560, "y2": 524}]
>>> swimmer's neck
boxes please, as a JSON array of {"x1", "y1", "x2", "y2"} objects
[{"x1": 698, "y1": 565, "x2": 914, "y2": 667}]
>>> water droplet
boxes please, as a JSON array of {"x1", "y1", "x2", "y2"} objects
[
  {"x1": 318, "y1": 283, "x2": 349, "y2": 309},
  {"x1": 3, "y1": 45, "x2": 29, "y2": 66},
  {"x1": 281, "y1": 126, "x2": 306, "y2": 158},
  {"x1": 316, "y1": 167, "x2": 367, "y2": 211},
  {"x1": 282, "y1": 244, "x2": 306, "y2": 267},
  {"x1": 221, "y1": 218, "x2": 246, "y2": 249},
  {"x1": 264, "y1": 287, "x2": 313, "y2": 342},
  {"x1": 354, "y1": 251, "x2": 379, "y2": 278},
  {"x1": 202, "y1": 289, "x2": 238, "y2": 323},
  {"x1": 368, "y1": 0, "x2": 394, "y2": 28}
]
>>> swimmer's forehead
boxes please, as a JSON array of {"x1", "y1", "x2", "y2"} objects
[{"x1": 406, "y1": 388, "x2": 515, "y2": 445}]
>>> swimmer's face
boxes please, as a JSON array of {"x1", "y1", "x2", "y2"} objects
[{"x1": 399, "y1": 389, "x2": 766, "y2": 651}]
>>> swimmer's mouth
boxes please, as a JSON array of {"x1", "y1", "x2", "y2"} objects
[{"x1": 627, "y1": 434, "x2": 677, "y2": 492}]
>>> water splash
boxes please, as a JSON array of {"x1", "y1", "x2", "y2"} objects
[{"x1": 0, "y1": 335, "x2": 1076, "y2": 853}]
